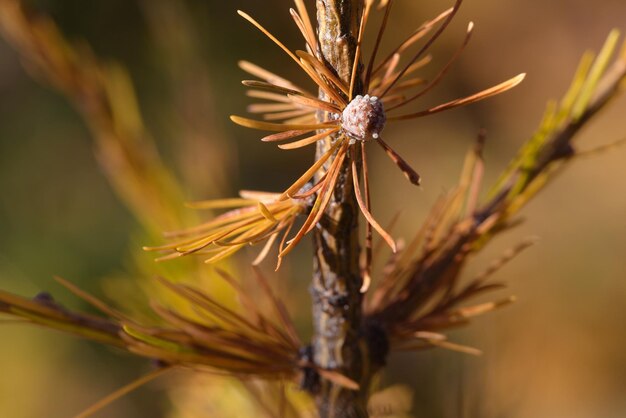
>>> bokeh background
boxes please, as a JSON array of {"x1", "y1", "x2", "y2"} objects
[{"x1": 0, "y1": 0, "x2": 625, "y2": 417}]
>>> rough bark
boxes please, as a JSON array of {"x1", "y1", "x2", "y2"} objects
[{"x1": 311, "y1": 1, "x2": 368, "y2": 417}]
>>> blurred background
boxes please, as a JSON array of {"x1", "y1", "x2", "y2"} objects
[{"x1": 0, "y1": 0, "x2": 625, "y2": 417}]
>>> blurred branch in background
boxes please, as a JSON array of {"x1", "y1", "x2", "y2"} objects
[
  {"x1": 0, "y1": 0, "x2": 188, "y2": 237},
  {"x1": 0, "y1": 0, "x2": 237, "y2": 322},
  {"x1": 0, "y1": 270, "x2": 315, "y2": 417},
  {"x1": 366, "y1": 30, "x2": 626, "y2": 354},
  {"x1": 138, "y1": 0, "x2": 234, "y2": 198}
]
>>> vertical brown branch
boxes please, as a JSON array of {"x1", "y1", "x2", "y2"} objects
[{"x1": 312, "y1": 1, "x2": 368, "y2": 417}]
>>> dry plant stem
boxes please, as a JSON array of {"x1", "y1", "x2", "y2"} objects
[
  {"x1": 530, "y1": 55, "x2": 626, "y2": 180},
  {"x1": 311, "y1": 1, "x2": 368, "y2": 417}
]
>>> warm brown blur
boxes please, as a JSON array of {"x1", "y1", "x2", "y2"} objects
[{"x1": 0, "y1": 1, "x2": 624, "y2": 417}]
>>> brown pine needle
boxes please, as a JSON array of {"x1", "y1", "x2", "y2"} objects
[
  {"x1": 239, "y1": 190, "x2": 282, "y2": 200},
  {"x1": 212, "y1": 224, "x2": 277, "y2": 247},
  {"x1": 373, "y1": 8, "x2": 452, "y2": 77},
  {"x1": 296, "y1": 50, "x2": 350, "y2": 97},
  {"x1": 374, "y1": 137, "x2": 421, "y2": 185},
  {"x1": 293, "y1": 0, "x2": 316, "y2": 52},
  {"x1": 373, "y1": 55, "x2": 432, "y2": 97},
  {"x1": 471, "y1": 237, "x2": 538, "y2": 283},
  {"x1": 388, "y1": 21, "x2": 475, "y2": 111},
  {"x1": 352, "y1": 155, "x2": 397, "y2": 253},
  {"x1": 252, "y1": 232, "x2": 280, "y2": 266},
  {"x1": 317, "y1": 369, "x2": 360, "y2": 391},
  {"x1": 237, "y1": 10, "x2": 334, "y2": 93},
  {"x1": 383, "y1": 77, "x2": 427, "y2": 95},
  {"x1": 289, "y1": 8, "x2": 316, "y2": 53},
  {"x1": 155, "y1": 277, "x2": 257, "y2": 331},
  {"x1": 158, "y1": 208, "x2": 260, "y2": 240},
  {"x1": 280, "y1": 142, "x2": 349, "y2": 257},
  {"x1": 291, "y1": 173, "x2": 327, "y2": 199},
  {"x1": 282, "y1": 113, "x2": 318, "y2": 125},
  {"x1": 239, "y1": 60, "x2": 303, "y2": 91},
  {"x1": 230, "y1": 115, "x2": 334, "y2": 131},
  {"x1": 262, "y1": 129, "x2": 315, "y2": 142},
  {"x1": 287, "y1": 93, "x2": 342, "y2": 113},
  {"x1": 185, "y1": 198, "x2": 260, "y2": 210},
  {"x1": 414, "y1": 331, "x2": 447, "y2": 341},
  {"x1": 365, "y1": 0, "x2": 394, "y2": 90},
  {"x1": 428, "y1": 340, "x2": 482, "y2": 356},
  {"x1": 153, "y1": 252, "x2": 185, "y2": 262},
  {"x1": 280, "y1": 139, "x2": 342, "y2": 199},
  {"x1": 263, "y1": 108, "x2": 314, "y2": 121},
  {"x1": 302, "y1": 142, "x2": 350, "y2": 234},
  {"x1": 349, "y1": 0, "x2": 375, "y2": 100},
  {"x1": 146, "y1": 192, "x2": 304, "y2": 266},
  {"x1": 172, "y1": 215, "x2": 265, "y2": 252},
  {"x1": 276, "y1": 219, "x2": 296, "y2": 270},
  {"x1": 380, "y1": 0, "x2": 463, "y2": 98},
  {"x1": 297, "y1": 53, "x2": 349, "y2": 104},
  {"x1": 53, "y1": 276, "x2": 126, "y2": 321},
  {"x1": 248, "y1": 102, "x2": 298, "y2": 113},
  {"x1": 278, "y1": 128, "x2": 339, "y2": 150},
  {"x1": 378, "y1": 54, "x2": 401, "y2": 89},
  {"x1": 453, "y1": 296, "x2": 517, "y2": 319},
  {"x1": 242, "y1": 80, "x2": 305, "y2": 96},
  {"x1": 388, "y1": 73, "x2": 526, "y2": 121},
  {"x1": 247, "y1": 89, "x2": 293, "y2": 103},
  {"x1": 72, "y1": 366, "x2": 173, "y2": 418},
  {"x1": 250, "y1": 266, "x2": 301, "y2": 346},
  {"x1": 575, "y1": 136, "x2": 626, "y2": 158},
  {"x1": 360, "y1": 142, "x2": 374, "y2": 293},
  {"x1": 258, "y1": 202, "x2": 278, "y2": 222}
]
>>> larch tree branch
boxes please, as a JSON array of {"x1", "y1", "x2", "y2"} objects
[{"x1": 311, "y1": 1, "x2": 370, "y2": 417}]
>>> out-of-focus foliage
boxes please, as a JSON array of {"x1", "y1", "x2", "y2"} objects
[{"x1": 365, "y1": 29, "x2": 626, "y2": 354}]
